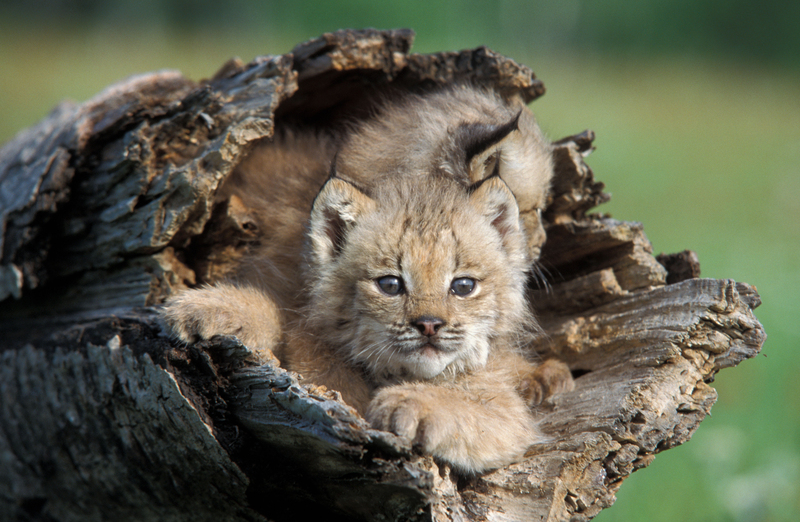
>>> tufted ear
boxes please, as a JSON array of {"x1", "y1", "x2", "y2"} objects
[
  {"x1": 455, "y1": 111, "x2": 521, "y2": 183},
  {"x1": 309, "y1": 177, "x2": 375, "y2": 267},
  {"x1": 468, "y1": 175, "x2": 522, "y2": 249}
]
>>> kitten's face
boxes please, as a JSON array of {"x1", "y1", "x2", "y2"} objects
[{"x1": 307, "y1": 177, "x2": 530, "y2": 382}]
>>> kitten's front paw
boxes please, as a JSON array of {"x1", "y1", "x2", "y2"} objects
[
  {"x1": 518, "y1": 358, "x2": 575, "y2": 407},
  {"x1": 161, "y1": 284, "x2": 282, "y2": 362},
  {"x1": 366, "y1": 384, "x2": 534, "y2": 473},
  {"x1": 366, "y1": 387, "x2": 445, "y2": 449}
]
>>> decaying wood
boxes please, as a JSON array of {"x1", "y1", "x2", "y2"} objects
[{"x1": 0, "y1": 29, "x2": 765, "y2": 521}]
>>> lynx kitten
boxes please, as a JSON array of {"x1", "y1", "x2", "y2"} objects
[{"x1": 163, "y1": 85, "x2": 574, "y2": 473}]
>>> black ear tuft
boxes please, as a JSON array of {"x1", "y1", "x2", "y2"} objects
[
  {"x1": 455, "y1": 111, "x2": 521, "y2": 166},
  {"x1": 328, "y1": 151, "x2": 339, "y2": 180}
]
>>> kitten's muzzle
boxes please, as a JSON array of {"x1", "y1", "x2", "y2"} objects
[{"x1": 412, "y1": 316, "x2": 445, "y2": 337}]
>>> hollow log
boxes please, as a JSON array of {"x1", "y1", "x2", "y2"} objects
[{"x1": 0, "y1": 29, "x2": 765, "y2": 521}]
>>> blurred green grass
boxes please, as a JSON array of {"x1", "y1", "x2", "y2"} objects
[{"x1": 2, "y1": 22, "x2": 798, "y2": 522}]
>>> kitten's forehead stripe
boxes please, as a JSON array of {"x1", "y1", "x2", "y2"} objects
[
  {"x1": 377, "y1": 257, "x2": 396, "y2": 270},
  {"x1": 453, "y1": 230, "x2": 462, "y2": 272}
]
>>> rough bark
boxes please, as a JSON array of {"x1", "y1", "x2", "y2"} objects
[{"x1": 0, "y1": 29, "x2": 765, "y2": 521}]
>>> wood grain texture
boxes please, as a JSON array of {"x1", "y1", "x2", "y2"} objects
[
  {"x1": 0, "y1": 318, "x2": 262, "y2": 521},
  {"x1": 0, "y1": 29, "x2": 765, "y2": 521}
]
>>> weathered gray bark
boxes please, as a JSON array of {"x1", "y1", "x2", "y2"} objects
[{"x1": 0, "y1": 29, "x2": 765, "y2": 521}]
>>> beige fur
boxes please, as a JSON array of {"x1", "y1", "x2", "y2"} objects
[
  {"x1": 337, "y1": 85, "x2": 554, "y2": 260},
  {"x1": 161, "y1": 85, "x2": 573, "y2": 473}
]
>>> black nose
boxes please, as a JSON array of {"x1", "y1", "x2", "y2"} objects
[{"x1": 413, "y1": 316, "x2": 444, "y2": 336}]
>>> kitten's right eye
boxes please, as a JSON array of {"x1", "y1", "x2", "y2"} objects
[{"x1": 376, "y1": 276, "x2": 404, "y2": 296}]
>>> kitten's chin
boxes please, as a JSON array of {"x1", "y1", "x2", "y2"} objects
[
  {"x1": 357, "y1": 338, "x2": 490, "y2": 383},
  {"x1": 396, "y1": 341, "x2": 488, "y2": 380},
  {"x1": 401, "y1": 346, "x2": 455, "y2": 380},
  {"x1": 367, "y1": 344, "x2": 456, "y2": 382}
]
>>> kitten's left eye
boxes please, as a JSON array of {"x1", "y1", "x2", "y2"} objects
[{"x1": 450, "y1": 277, "x2": 476, "y2": 296}]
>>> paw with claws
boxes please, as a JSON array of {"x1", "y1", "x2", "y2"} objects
[
  {"x1": 367, "y1": 388, "x2": 446, "y2": 448},
  {"x1": 161, "y1": 283, "x2": 282, "y2": 363},
  {"x1": 366, "y1": 382, "x2": 536, "y2": 473}
]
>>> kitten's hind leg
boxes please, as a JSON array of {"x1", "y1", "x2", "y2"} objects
[
  {"x1": 516, "y1": 358, "x2": 575, "y2": 407},
  {"x1": 161, "y1": 283, "x2": 282, "y2": 364}
]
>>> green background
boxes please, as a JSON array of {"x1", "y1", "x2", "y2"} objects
[{"x1": 2, "y1": 1, "x2": 798, "y2": 520}]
